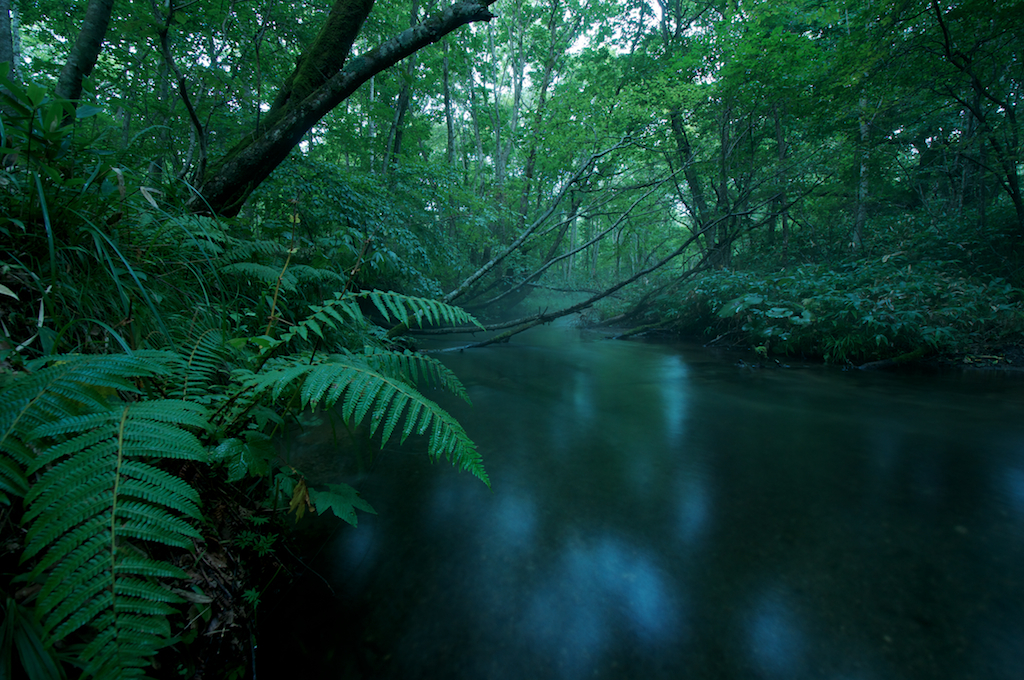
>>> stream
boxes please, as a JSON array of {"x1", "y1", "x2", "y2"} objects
[{"x1": 261, "y1": 324, "x2": 1024, "y2": 679}]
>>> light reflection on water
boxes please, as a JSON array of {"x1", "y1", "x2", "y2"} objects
[{"x1": 265, "y1": 326, "x2": 1024, "y2": 679}]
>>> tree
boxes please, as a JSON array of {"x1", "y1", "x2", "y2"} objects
[
  {"x1": 192, "y1": 0, "x2": 498, "y2": 216},
  {"x1": 929, "y1": 0, "x2": 1024, "y2": 236},
  {"x1": 54, "y1": 0, "x2": 113, "y2": 104},
  {"x1": 45, "y1": 0, "x2": 498, "y2": 216}
]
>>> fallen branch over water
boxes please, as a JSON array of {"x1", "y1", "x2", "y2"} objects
[{"x1": 858, "y1": 347, "x2": 932, "y2": 371}]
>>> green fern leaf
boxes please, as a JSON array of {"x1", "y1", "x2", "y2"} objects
[
  {"x1": 16, "y1": 394, "x2": 208, "y2": 675},
  {"x1": 358, "y1": 290, "x2": 483, "y2": 330},
  {"x1": 176, "y1": 328, "x2": 234, "y2": 400},
  {"x1": 363, "y1": 347, "x2": 470, "y2": 401},
  {"x1": 221, "y1": 262, "x2": 297, "y2": 291}
]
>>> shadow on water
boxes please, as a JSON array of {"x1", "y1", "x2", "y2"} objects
[{"x1": 261, "y1": 324, "x2": 1024, "y2": 680}]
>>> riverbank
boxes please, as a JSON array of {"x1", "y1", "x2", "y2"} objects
[{"x1": 603, "y1": 260, "x2": 1024, "y2": 370}]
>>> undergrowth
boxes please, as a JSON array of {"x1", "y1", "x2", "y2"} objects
[
  {"x1": 658, "y1": 257, "x2": 1024, "y2": 363},
  {"x1": 0, "y1": 76, "x2": 488, "y2": 679}
]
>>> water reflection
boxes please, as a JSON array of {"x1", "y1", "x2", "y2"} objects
[
  {"x1": 674, "y1": 475, "x2": 710, "y2": 546},
  {"x1": 261, "y1": 326, "x2": 1024, "y2": 679},
  {"x1": 746, "y1": 586, "x2": 805, "y2": 677},
  {"x1": 660, "y1": 354, "x2": 690, "y2": 445},
  {"x1": 523, "y1": 533, "x2": 683, "y2": 678},
  {"x1": 1004, "y1": 465, "x2": 1024, "y2": 518}
]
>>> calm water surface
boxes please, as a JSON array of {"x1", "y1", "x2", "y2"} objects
[{"x1": 264, "y1": 325, "x2": 1024, "y2": 679}]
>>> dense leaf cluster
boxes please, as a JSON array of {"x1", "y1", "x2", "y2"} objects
[{"x1": 659, "y1": 260, "x2": 1024, "y2": 363}]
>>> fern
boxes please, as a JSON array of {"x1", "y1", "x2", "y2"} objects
[
  {"x1": 278, "y1": 289, "x2": 483, "y2": 350},
  {"x1": 220, "y1": 262, "x2": 297, "y2": 291},
  {"x1": 175, "y1": 328, "x2": 233, "y2": 401},
  {"x1": 363, "y1": 346, "x2": 469, "y2": 401},
  {"x1": 0, "y1": 287, "x2": 489, "y2": 677},
  {"x1": 0, "y1": 354, "x2": 209, "y2": 679},
  {"x1": 224, "y1": 239, "x2": 288, "y2": 260},
  {"x1": 289, "y1": 264, "x2": 348, "y2": 287},
  {"x1": 246, "y1": 290, "x2": 486, "y2": 481},
  {"x1": 0, "y1": 353, "x2": 174, "y2": 504},
  {"x1": 22, "y1": 399, "x2": 207, "y2": 677},
  {"x1": 360, "y1": 289, "x2": 483, "y2": 329},
  {"x1": 245, "y1": 355, "x2": 487, "y2": 485}
]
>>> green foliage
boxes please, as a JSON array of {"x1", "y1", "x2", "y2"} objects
[
  {"x1": 0, "y1": 596, "x2": 65, "y2": 680},
  {"x1": 23, "y1": 402, "x2": 205, "y2": 677},
  {"x1": 0, "y1": 272, "x2": 486, "y2": 678},
  {"x1": 235, "y1": 290, "x2": 487, "y2": 484},
  {"x1": 246, "y1": 354, "x2": 486, "y2": 483},
  {"x1": 664, "y1": 259, "x2": 1024, "y2": 363},
  {"x1": 0, "y1": 352, "x2": 197, "y2": 677}
]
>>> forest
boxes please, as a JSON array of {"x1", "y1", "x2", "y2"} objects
[{"x1": 0, "y1": 0, "x2": 1022, "y2": 677}]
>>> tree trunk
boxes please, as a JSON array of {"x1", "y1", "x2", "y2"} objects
[
  {"x1": 931, "y1": 0, "x2": 1024, "y2": 236},
  {"x1": 443, "y1": 39, "x2": 456, "y2": 166},
  {"x1": 192, "y1": 0, "x2": 497, "y2": 216},
  {"x1": 0, "y1": 0, "x2": 14, "y2": 75},
  {"x1": 852, "y1": 96, "x2": 869, "y2": 250},
  {"x1": 265, "y1": 0, "x2": 376, "y2": 131},
  {"x1": 772, "y1": 103, "x2": 789, "y2": 259},
  {"x1": 382, "y1": 0, "x2": 420, "y2": 176},
  {"x1": 711, "y1": 103, "x2": 734, "y2": 267},
  {"x1": 566, "y1": 201, "x2": 577, "y2": 282},
  {"x1": 467, "y1": 67, "x2": 486, "y2": 193},
  {"x1": 518, "y1": 0, "x2": 570, "y2": 223},
  {"x1": 668, "y1": 108, "x2": 711, "y2": 227},
  {"x1": 55, "y1": 0, "x2": 115, "y2": 104},
  {"x1": 367, "y1": 76, "x2": 377, "y2": 168}
]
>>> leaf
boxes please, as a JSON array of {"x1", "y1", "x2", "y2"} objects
[
  {"x1": 0, "y1": 284, "x2": 17, "y2": 300},
  {"x1": 309, "y1": 484, "x2": 376, "y2": 526},
  {"x1": 288, "y1": 478, "x2": 309, "y2": 520},
  {"x1": 717, "y1": 294, "x2": 763, "y2": 318},
  {"x1": 75, "y1": 104, "x2": 104, "y2": 120}
]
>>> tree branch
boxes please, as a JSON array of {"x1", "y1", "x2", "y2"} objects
[
  {"x1": 442, "y1": 135, "x2": 631, "y2": 305},
  {"x1": 192, "y1": 0, "x2": 498, "y2": 216}
]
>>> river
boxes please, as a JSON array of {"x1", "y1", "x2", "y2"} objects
[{"x1": 261, "y1": 324, "x2": 1024, "y2": 680}]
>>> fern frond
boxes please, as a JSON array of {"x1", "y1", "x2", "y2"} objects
[
  {"x1": 278, "y1": 293, "x2": 365, "y2": 348},
  {"x1": 299, "y1": 359, "x2": 488, "y2": 485},
  {"x1": 360, "y1": 289, "x2": 484, "y2": 330},
  {"x1": 2, "y1": 353, "x2": 169, "y2": 436},
  {"x1": 290, "y1": 264, "x2": 348, "y2": 286},
  {"x1": 220, "y1": 262, "x2": 297, "y2": 291},
  {"x1": 241, "y1": 352, "x2": 486, "y2": 483},
  {"x1": 244, "y1": 362, "x2": 316, "y2": 402},
  {"x1": 178, "y1": 328, "x2": 234, "y2": 400},
  {"x1": 0, "y1": 444, "x2": 30, "y2": 502},
  {"x1": 363, "y1": 347, "x2": 470, "y2": 401},
  {"x1": 170, "y1": 214, "x2": 231, "y2": 257},
  {"x1": 18, "y1": 397, "x2": 207, "y2": 676},
  {"x1": 225, "y1": 239, "x2": 288, "y2": 260},
  {"x1": 0, "y1": 352, "x2": 177, "y2": 503}
]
